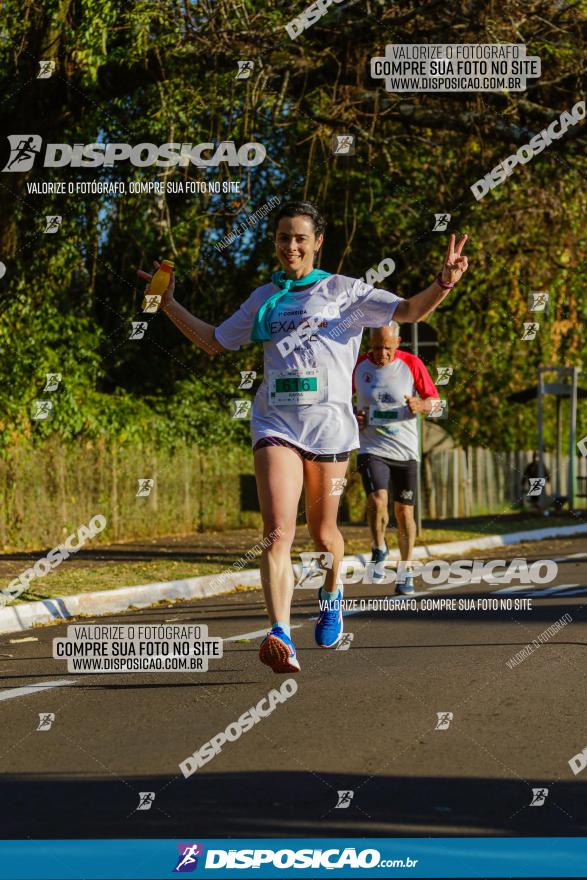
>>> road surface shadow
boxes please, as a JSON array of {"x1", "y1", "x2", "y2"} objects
[{"x1": 1, "y1": 771, "x2": 585, "y2": 838}]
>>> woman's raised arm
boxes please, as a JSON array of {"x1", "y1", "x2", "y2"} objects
[
  {"x1": 137, "y1": 261, "x2": 225, "y2": 355},
  {"x1": 394, "y1": 234, "x2": 469, "y2": 323}
]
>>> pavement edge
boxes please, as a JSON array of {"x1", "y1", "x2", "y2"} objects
[{"x1": 1, "y1": 522, "x2": 586, "y2": 635}]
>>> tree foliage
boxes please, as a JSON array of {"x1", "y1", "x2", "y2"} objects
[{"x1": 0, "y1": 0, "x2": 585, "y2": 452}]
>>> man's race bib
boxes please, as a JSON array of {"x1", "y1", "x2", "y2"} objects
[
  {"x1": 268, "y1": 368, "x2": 327, "y2": 406},
  {"x1": 368, "y1": 404, "x2": 402, "y2": 426}
]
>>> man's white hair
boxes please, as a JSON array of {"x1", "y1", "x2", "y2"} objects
[{"x1": 370, "y1": 321, "x2": 400, "y2": 339}]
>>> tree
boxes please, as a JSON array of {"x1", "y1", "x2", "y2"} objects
[{"x1": 0, "y1": 0, "x2": 584, "y2": 452}]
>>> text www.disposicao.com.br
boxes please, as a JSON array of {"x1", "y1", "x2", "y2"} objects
[{"x1": 70, "y1": 657, "x2": 201, "y2": 671}]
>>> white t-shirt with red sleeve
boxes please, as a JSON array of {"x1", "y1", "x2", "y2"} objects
[
  {"x1": 353, "y1": 350, "x2": 437, "y2": 461},
  {"x1": 214, "y1": 274, "x2": 403, "y2": 455}
]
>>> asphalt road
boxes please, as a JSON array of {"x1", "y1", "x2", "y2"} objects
[{"x1": 1, "y1": 535, "x2": 586, "y2": 840}]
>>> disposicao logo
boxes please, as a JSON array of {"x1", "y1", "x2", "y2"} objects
[
  {"x1": 198, "y1": 847, "x2": 383, "y2": 870},
  {"x1": 1, "y1": 136, "x2": 266, "y2": 171},
  {"x1": 174, "y1": 843, "x2": 204, "y2": 872}
]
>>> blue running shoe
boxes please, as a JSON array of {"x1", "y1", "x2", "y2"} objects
[
  {"x1": 371, "y1": 545, "x2": 388, "y2": 580},
  {"x1": 259, "y1": 626, "x2": 300, "y2": 673},
  {"x1": 395, "y1": 570, "x2": 415, "y2": 595},
  {"x1": 315, "y1": 588, "x2": 343, "y2": 648}
]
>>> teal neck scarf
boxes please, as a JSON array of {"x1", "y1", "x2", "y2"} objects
[{"x1": 251, "y1": 268, "x2": 332, "y2": 342}]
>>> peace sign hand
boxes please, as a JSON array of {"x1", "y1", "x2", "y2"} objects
[{"x1": 441, "y1": 234, "x2": 469, "y2": 285}]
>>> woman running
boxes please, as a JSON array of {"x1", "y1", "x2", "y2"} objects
[{"x1": 138, "y1": 200, "x2": 468, "y2": 673}]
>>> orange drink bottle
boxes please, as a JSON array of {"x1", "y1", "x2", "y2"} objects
[{"x1": 148, "y1": 260, "x2": 174, "y2": 297}]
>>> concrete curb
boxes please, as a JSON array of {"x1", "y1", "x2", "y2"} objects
[
  {"x1": 1, "y1": 523, "x2": 585, "y2": 635},
  {"x1": 0, "y1": 570, "x2": 260, "y2": 636},
  {"x1": 376, "y1": 522, "x2": 587, "y2": 560}
]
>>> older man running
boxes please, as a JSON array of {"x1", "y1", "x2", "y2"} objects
[{"x1": 353, "y1": 322, "x2": 438, "y2": 594}]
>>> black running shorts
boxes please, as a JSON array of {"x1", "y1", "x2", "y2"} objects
[
  {"x1": 357, "y1": 454, "x2": 417, "y2": 505},
  {"x1": 253, "y1": 436, "x2": 351, "y2": 463}
]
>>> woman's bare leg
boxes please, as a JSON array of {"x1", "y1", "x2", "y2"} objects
[
  {"x1": 254, "y1": 445, "x2": 304, "y2": 626},
  {"x1": 303, "y1": 458, "x2": 349, "y2": 593}
]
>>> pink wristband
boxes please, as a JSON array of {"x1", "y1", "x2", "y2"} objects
[{"x1": 435, "y1": 272, "x2": 455, "y2": 290}]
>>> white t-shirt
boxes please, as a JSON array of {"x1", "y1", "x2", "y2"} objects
[
  {"x1": 353, "y1": 351, "x2": 438, "y2": 461},
  {"x1": 215, "y1": 274, "x2": 403, "y2": 454}
]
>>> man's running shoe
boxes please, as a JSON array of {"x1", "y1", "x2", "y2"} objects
[
  {"x1": 371, "y1": 545, "x2": 388, "y2": 580},
  {"x1": 395, "y1": 570, "x2": 415, "y2": 595},
  {"x1": 259, "y1": 627, "x2": 300, "y2": 673},
  {"x1": 315, "y1": 588, "x2": 343, "y2": 648}
]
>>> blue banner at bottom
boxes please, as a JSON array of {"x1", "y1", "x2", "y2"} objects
[{"x1": 0, "y1": 838, "x2": 586, "y2": 879}]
